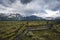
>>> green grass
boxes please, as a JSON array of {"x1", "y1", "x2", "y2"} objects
[{"x1": 0, "y1": 21, "x2": 60, "y2": 40}]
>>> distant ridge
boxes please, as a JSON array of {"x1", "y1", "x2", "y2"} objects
[
  {"x1": 0, "y1": 13, "x2": 60, "y2": 21},
  {"x1": 22, "y1": 15, "x2": 44, "y2": 21}
]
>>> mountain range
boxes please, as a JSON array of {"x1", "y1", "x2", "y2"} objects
[{"x1": 0, "y1": 13, "x2": 60, "y2": 21}]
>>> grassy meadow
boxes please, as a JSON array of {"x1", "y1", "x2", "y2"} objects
[{"x1": 0, "y1": 21, "x2": 60, "y2": 40}]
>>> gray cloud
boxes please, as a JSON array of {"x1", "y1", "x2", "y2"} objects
[
  {"x1": 0, "y1": 0, "x2": 15, "y2": 7},
  {"x1": 45, "y1": 0, "x2": 60, "y2": 11},
  {"x1": 9, "y1": 0, "x2": 15, "y2": 3},
  {"x1": 21, "y1": 0, "x2": 32, "y2": 4},
  {"x1": 0, "y1": 0, "x2": 60, "y2": 17}
]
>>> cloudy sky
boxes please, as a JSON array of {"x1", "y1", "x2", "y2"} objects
[{"x1": 0, "y1": 0, "x2": 60, "y2": 18}]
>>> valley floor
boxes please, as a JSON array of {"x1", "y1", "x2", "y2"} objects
[{"x1": 0, "y1": 21, "x2": 60, "y2": 40}]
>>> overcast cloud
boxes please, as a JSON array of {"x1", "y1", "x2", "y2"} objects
[{"x1": 0, "y1": 0, "x2": 60, "y2": 18}]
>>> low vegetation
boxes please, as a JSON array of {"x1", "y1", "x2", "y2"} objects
[{"x1": 0, "y1": 21, "x2": 60, "y2": 40}]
